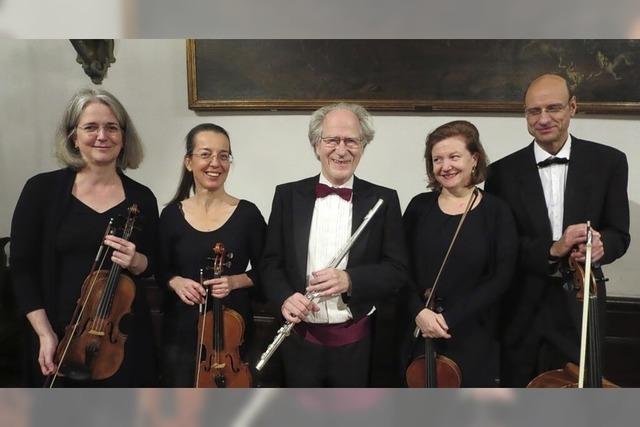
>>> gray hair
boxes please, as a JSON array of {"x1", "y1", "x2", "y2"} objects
[
  {"x1": 55, "y1": 88, "x2": 143, "y2": 170},
  {"x1": 308, "y1": 102, "x2": 375, "y2": 150}
]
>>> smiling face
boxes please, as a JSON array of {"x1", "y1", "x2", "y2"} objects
[
  {"x1": 73, "y1": 102, "x2": 123, "y2": 168},
  {"x1": 525, "y1": 74, "x2": 576, "y2": 154},
  {"x1": 431, "y1": 136, "x2": 478, "y2": 193},
  {"x1": 315, "y1": 109, "x2": 363, "y2": 186},
  {"x1": 184, "y1": 130, "x2": 232, "y2": 193}
]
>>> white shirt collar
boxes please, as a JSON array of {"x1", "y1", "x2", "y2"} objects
[
  {"x1": 534, "y1": 134, "x2": 572, "y2": 164},
  {"x1": 319, "y1": 172, "x2": 354, "y2": 190}
]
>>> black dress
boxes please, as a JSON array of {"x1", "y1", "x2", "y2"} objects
[
  {"x1": 402, "y1": 190, "x2": 517, "y2": 387},
  {"x1": 10, "y1": 168, "x2": 159, "y2": 387},
  {"x1": 157, "y1": 199, "x2": 266, "y2": 387}
]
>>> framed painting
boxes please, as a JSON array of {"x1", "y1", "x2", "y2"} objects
[{"x1": 187, "y1": 39, "x2": 640, "y2": 114}]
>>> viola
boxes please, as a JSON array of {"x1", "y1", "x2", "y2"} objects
[
  {"x1": 528, "y1": 222, "x2": 617, "y2": 388},
  {"x1": 406, "y1": 191, "x2": 479, "y2": 388},
  {"x1": 46, "y1": 204, "x2": 139, "y2": 387},
  {"x1": 194, "y1": 243, "x2": 252, "y2": 388},
  {"x1": 406, "y1": 289, "x2": 462, "y2": 388},
  {"x1": 405, "y1": 338, "x2": 462, "y2": 388}
]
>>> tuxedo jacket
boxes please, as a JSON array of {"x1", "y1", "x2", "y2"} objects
[
  {"x1": 260, "y1": 175, "x2": 408, "y2": 321},
  {"x1": 485, "y1": 136, "x2": 630, "y2": 349}
]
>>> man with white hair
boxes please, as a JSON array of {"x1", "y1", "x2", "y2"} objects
[{"x1": 261, "y1": 103, "x2": 407, "y2": 387}]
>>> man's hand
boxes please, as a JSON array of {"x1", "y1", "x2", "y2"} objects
[
  {"x1": 281, "y1": 292, "x2": 320, "y2": 324},
  {"x1": 550, "y1": 223, "x2": 604, "y2": 263},
  {"x1": 306, "y1": 268, "x2": 351, "y2": 297},
  {"x1": 571, "y1": 228, "x2": 604, "y2": 263}
]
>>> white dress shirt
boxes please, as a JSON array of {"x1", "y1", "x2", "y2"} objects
[
  {"x1": 305, "y1": 173, "x2": 353, "y2": 324},
  {"x1": 534, "y1": 135, "x2": 572, "y2": 241}
]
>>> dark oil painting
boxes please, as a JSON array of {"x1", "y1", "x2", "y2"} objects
[{"x1": 187, "y1": 40, "x2": 640, "y2": 113}]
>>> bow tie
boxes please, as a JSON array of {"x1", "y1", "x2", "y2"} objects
[
  {"x1": 315, "y1": 183, "x2": 353, "y2": 201},
  {"x1": 537, "y1": 156, "x2": 569, "y2": 168}
]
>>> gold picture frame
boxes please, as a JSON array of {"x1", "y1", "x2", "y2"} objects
[{"x1": 187, "y1": 39, "x2": 640, "y2": 114}]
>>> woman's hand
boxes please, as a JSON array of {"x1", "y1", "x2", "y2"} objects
[
  {"x1": 25, "y1": 309, "x2": 59, "y2": 376},
  {"x1": 168, "y1": 276, "x2": 206, "y2": 306},
  {"x1": 38, "y1": 330, "x2": 59, "y2": 376},
  {"x1": 415, "y1": 308, "x2": 451, "y2": 339},
  {"x1": 203, "y1": 276, "x2": 233, "y2": 299},
  {"x1": 104, "y1": 235, "x2": 148, "y2": 275}
]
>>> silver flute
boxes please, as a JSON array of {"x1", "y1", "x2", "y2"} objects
[{"x1": 256, "y1": 198, "x2": 384, "y2": 372}]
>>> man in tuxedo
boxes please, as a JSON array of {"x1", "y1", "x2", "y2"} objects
[
  {"x1": 261, "y1": 103, "x2": 407, "y2": 387},
  {"x1": 485, "y1": 73, "x2": 630, "y2": 387}
]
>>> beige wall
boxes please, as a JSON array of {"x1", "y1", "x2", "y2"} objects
[{"x1": 1, "y1": 39, "x2": 638, "y2": 296}]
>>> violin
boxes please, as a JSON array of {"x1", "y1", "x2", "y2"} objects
[
  {"x1": 527, "y1": 222, "x2": 617, "y2": 388},
  {"x1": 46, "y1": 204, "x2": 139, "y2": 387},
  {"x1": 406, "y1": 289, "x2": 462, "y2": 388},
  {"x1": 194, "y1": 243, "x2": 252, "y2": 388}
]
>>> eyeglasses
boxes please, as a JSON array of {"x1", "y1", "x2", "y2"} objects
[
  {"x1": 320, "y1": 136, "x2": 362, "y2": 149},
  {"x1": 76, "y1": 123, "x2": 123, "y2": 135},
  {"x1": 191, "y1": 151, "x2": 233, "y2": 163},
  {"x1": 524, "y1": 102, "x2": 570, "y2": 118}
]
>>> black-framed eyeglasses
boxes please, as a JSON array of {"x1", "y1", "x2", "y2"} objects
[{"x1": 320, "y1": 136, "x2": 362, "y2": 149}]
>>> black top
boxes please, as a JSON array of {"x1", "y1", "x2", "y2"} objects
[
  {"x1": 10, "y1": 168, "x2": 159, "y2": 386},
  {"x1": 157, "y1": 199, "x2": 266, "y2": 386},
  {"x1": 403, "y1": 190, "x2": 517, "y2": 386}
]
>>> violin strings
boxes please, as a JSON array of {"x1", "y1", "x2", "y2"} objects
[
  {"x1": 93, "y1": 231, "x2": 120, "y2": 332},
  {"x1": 100, "y1": 214, "x2": 137, "y2": 332},
  {"x1": 95, "y1": 214, "x2": 135, "y2": 334}
]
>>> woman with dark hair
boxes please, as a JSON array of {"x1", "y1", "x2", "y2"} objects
[
  {"x1": 403, "y1": 120, "x2": 517, "y2": 387},
  {"x1": 10, "y1": 88, "x2": 158, "y2": 386},
  {"x1": 157, "y1": 123, "x2": 266, "y2": 387}
]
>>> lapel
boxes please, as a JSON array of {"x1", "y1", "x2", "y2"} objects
[
  {"x1": 292, "y1": 176, "x2": 317, "y2": 280},
  {"x1": 517, "y1": 142, "x2": 553, "y2": 239},
  {"x1": 563, "y1": 136, "x2": 590, "y2": 228},
  {"x1": 348, "y1": 176, "x2": 377, "y2": 266}
]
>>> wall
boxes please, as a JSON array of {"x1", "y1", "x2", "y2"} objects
[{"x1": 1, "y1": 39, "x2": 638, "y2": 296}]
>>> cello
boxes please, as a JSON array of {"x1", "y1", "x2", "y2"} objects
[
  {"x1": 194, "y1": 243, "x2": 252, "y2": 388},
  {"x1": 527, "y1": 221, "x2": 617, "y2": 388},
  {"x1": 47, "y1": 204, "x2": 139, "y2": 387}
]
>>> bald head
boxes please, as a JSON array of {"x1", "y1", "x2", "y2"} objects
[
  {"x1": 524, "y1": 74, "x2": 573, "y2": 104},
  {"x1": 523, "y1": 73, "x2": 577, "y2": 154}
]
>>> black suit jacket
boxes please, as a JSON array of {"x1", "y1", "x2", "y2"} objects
[
  {"x1": 261, "y1": 175, "x2": 407, "y2": 320},
  {"x1": 485, "y1": 137, "x2": 630, "y2": 350}
]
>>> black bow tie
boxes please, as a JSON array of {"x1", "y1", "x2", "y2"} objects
[
  {"x1": 537, "y1": 156, "x2": 569, "y2": 168},
  {"x1": 315, "y1": 183, "x2": 352, "y2": 201}
]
